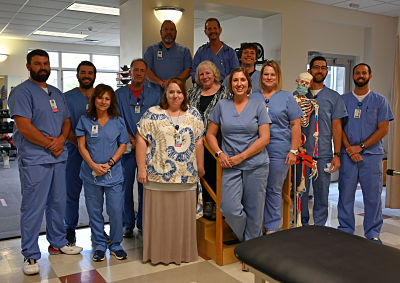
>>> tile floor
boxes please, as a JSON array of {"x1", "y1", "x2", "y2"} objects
[{"x1": 1, "y1": 183, "x2": 400, "y2": 282}]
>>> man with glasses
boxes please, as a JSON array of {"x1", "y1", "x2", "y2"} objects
[
  {"x1": 299, "y1": 56, "x2": 347, "y2": 226},
  {"x1": 116, "y1": 59, "x2": 160, "y2": 237},
  {"x1": 144, "y1": 20, "x2": 192, "y2": 95},
  {"x1": 192, "y1": 18, "x2": 239, "y2": 83}
]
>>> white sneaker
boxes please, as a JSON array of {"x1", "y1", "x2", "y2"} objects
[
  {"x1": 23, "y1": 258, "x2": 39, "y2": 275},
  {"x1": 59, "y1": 244, "x2": 83, "y2": 255}
]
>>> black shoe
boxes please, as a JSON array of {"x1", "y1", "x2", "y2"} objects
[
  {"x1": 123, "y1": 228, "x2": 134, "y2": 238},
  {"x1": 66, "y1": 228, "x2": 76, "y2": 246},
  {"x1": 111, "y1": 249, "x2": 127, "y2": 260},
  {"x1": 203, "y1": 202, "x2": 213, "y2": 219},
  {"x1": 92, "y1": 250, "x2": 105, "y2": 262}
]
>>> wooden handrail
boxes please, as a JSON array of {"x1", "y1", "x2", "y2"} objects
[{"x1": 201, "y1": 136, "x2": 224, "y2": 265}]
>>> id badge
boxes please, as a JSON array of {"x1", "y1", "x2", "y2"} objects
[
  {"x1": 157, "y1": 50, "x2": 163, "y2": 60},
  {"x1": 91, "y1": 125, "x2": 99, "y2": 137},
  {"x1": 135, "y1": 105, "x2": 140, "y2": 113},
  {"x1": 86, "y1": 104, "x2": 89, "y2": 110},
  {"x1": 266, "y1": 106, "x2": 269, "y2": 113},
  {"x1": 49, "y1": 99, "x2": 58, "y2": 113},
  {"x1": 354, "y1": 108, "x2": 361, "y2": 119},
  {"x1": 174, "y1": 133, "x2": 182, "y2": 147}
]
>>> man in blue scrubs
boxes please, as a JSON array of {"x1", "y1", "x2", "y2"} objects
[
  {"x1": 223, "y1": 43, "x2": 261, "y2": 93},
  {"x1": 64, "y1": 61, "x2": 96, "y2": 245},
  {"x1": 299, "y1": 56, "x2": 348, "y2": 226},
  {"x1": 8, "y1": 49, "x2": 82, "y2": 276},
  {"x1": 338, "y1": 63, "x2": 393, "y2": 243},
  {"x1": 116, "y1": 59, "x2": 160, "y2": 237},
  {"x1": 192, "y1": 18, "x2": 240, "y2": 83},
  {"x1": 144, "y1": 20, "x2": 192, "y2": 95}
]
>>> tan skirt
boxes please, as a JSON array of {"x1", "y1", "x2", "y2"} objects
[{"x1": 142, "y1": 187, "x2": 198, "y2": 264}]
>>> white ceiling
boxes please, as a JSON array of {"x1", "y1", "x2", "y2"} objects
[
  {"x1": 0, "y1": 0, "x2": 398, "y2": 47},
  {"x1": 306, "y1": 0, "x2": 400, "y2": 17}
]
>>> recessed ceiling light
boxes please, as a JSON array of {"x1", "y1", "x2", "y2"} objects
[
  {"x1": 67, "y1": 3, "x2": 119, "y2": 16},
  {"x1": 33, "y1": 30, "x2": 88, "y2": 39}
]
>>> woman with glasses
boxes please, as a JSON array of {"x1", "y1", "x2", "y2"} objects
[
  {"x1": 76, "y1": 84, "x2": 129, "y2": 262},
  {"x1": 252, "y1": 60, "x2": 303, "y2": 234},
  {"x1": 188, "y1": 60, "x2": 231, "y2": 219},
  {"x1": 136, "y1": 78, "x2": 204, "y2": 264}
]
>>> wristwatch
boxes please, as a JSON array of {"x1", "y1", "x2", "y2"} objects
[
  {"x1": 290, "y1": 149, "x2": 299, "y2": 156},
  {"x1": 108, "y1": 159, "x2": 115, "y2": 167},
  {"x1": 360, "y1": 143, "x2": 366, "y2": 151},
  {"x1": 334, "y1": 152, "x2": 341, "y2": 157},
  {"x1": 215, "y1": 150, "x2": 223, "y2": 158}
]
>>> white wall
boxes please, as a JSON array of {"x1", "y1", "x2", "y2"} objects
[
  {"x1": 0, "y1": 38, "x2": 119, "y2": 92},
  {"x1": 198, "y1": 0, "x2": 396, "y2": 98},
  {"x1": 194, "y1": 15, "x2": 281, "y2": 70}
]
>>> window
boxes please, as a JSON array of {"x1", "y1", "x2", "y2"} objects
[{"x1": 30, "y1": 50, "x2": 120, "y2": 92}]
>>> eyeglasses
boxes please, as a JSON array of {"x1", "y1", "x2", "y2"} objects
[{"x1": 311, "y1": 65, "x2": 328, "y2": 71}]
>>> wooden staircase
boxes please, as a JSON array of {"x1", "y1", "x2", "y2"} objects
[{"x1": 197, "y1": 138, "x2": 294, "y2": 265}]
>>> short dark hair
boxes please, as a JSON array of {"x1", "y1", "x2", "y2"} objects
[
  {"x1": 130, "y1": 58, "x2": 147, "y2": 68},
  {"x1": 77, "y1": 61, "x2": 96, "y2": 74},
  {"x1": 86, "y1": 84, "x2": 119, "y2": 119},
  {"x1": 161, "y1": 20, "x2": 176, "y2": 30},
  {"x1": 205, "y1": 18, "x2": 221, "y2": 29},
  {"x1": 238, "y1": 42, "x2": 257, "y2": 60},
  {"x1": 160, "y1": 78, "x2": 189, "y2": 112},
  {"x1": 27, "y1": 49, "x2": 49, "y2": 64},
  {"x1": 228, "y1": 67, "x2": 252, "y2": 95},
  {"x1": 309, "y1": 56, "x2": 327, "y2": 69},
  {"x1": 353, "y1": 63, "x2": 372, "y2": 75}
]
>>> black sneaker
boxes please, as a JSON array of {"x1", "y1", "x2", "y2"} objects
[
  {"x1": 92, "y1": 250, "x2": 105, "y2": 262},
  {"x1": 111, "y1": 249, "x2": 127, "y2": 260},
  {"x1": 123, "y1": 228, "x2": 134, "y2": 238},
  {"x1": 66, "y1": 228, "x2": 76, "y2": 246}
]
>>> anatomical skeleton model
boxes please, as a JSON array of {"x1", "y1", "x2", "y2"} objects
[{"x1": 292, "y1": 72, "x2": 320, "y2": 226}]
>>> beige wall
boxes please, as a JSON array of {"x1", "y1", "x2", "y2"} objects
[{"x1": 199, "y1": 0, "x2": 397, "y2": 97}]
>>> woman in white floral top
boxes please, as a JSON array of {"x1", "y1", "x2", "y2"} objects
[{"x1": 136, "y1": 78, "x2": 204, "y2": 264}]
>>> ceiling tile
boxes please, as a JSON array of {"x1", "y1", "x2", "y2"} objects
[{"x1": 333, "y1": 0, "x2": 386, "y2": 9}]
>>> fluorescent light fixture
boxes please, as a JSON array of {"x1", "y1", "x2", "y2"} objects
[
  {"x1": 154, "y1": 7, "x2": 184, "y2": 23},
  {"x1": 0, "y1": 53, "x2": 8, "y2": 63},
  {"x1": 67, "y1": 3, "x2": 119, "y2": 16},
  {"x1": 33, "y1": 30, "x2": 87, "y2": 39}
]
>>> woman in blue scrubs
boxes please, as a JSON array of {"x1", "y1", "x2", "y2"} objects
[
  {"x1": 252, "y1": 61, "x2": 303, "y2": 233},
  {"x1": 206, "y1": 67, "x2": 270, "y2": 242},
  {"x1": 76, "y1": 84, "x2": 129, "y2": 262}
]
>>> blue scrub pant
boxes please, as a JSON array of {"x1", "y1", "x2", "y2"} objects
[
  {"x1": 65, "y1": 145, "x2": 83, "y2": 230},
  {"x1": 83, "y1": 182, "x2": 124, "y2": 252},
  {"x1": 19, "y1": 160, "x2": 68, "y2": 260},
  {"x1": 220, "y1": 165, "x2": 268, "y2": 242},
  {"x1": 122, "y1": 151, "x2": 143, "y2": 230},
  {"x1": 298, "y1": 157, "x2": 331, "y2": 226},
  {"x1": 264, "y1": 158, "x2": 289, "y2": 231},
  {"x1": 338, "y1": 154, "x2": 383, "y2": 239}
]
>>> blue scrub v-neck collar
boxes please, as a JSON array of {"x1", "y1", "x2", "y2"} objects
[{"x1": 232, "y1": 97, "x2": 250, "y2": 116}]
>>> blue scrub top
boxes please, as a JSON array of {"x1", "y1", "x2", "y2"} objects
[
  {"x1": 192, "y1": 42, "x2": 240, "y2": 82},
  {"x1": 116, "y1": 84, "x2": 160, "y2": 137},
  {"x1": 223, "y1": 70, "x2": 261, "y2": 94},
  {"x1": 209, "y1": 97, "x2": 271, "y2": 170},
  {"x1": 144, "y1": 42, "x2": 192, "y2": 91},
  {"x1": 65, "y1": 87, "x2": 88, "y2": 132},
  {"x1": 296, "y1": 86, "x2": 348, "y2": 158},
  {"x1": 252, "y1": 90, "x2": 304, "y2": 159},
  {"x1": 341, "y1": 91, "x2": 393, "y2": 155},
  {"x1": 75, "y1": 115, "x2": 129, "y2": 186},
  {"x1": 8, "y1": 80, "x2": 70, "y2": 165}
]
